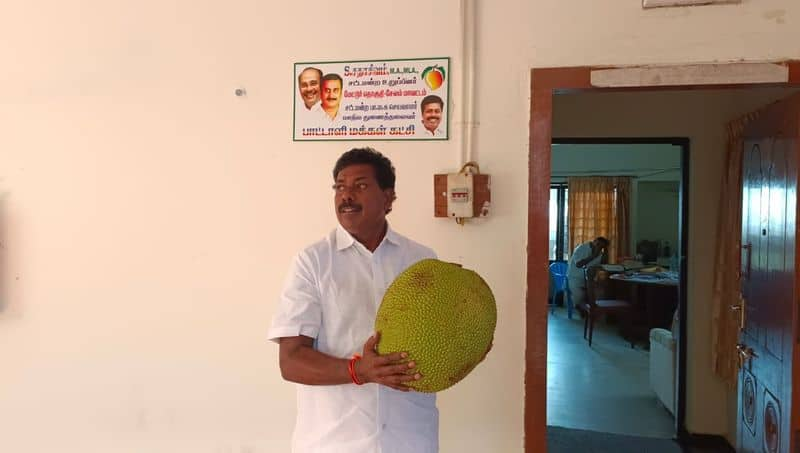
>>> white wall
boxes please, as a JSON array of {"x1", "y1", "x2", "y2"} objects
[
  {"x1": 637, "y1": 180, "x2": 680, "y2": 257},
  {"x1": 551, "y1": 143, "x2": 682, "y2": 182},
  {"x1": 1, "y1": 1, "x2": 800, "y2": 452}
]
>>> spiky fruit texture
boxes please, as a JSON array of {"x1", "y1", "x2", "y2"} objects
[{"x1": 375, "y1": 259, "x2": 496, "y2": 392}]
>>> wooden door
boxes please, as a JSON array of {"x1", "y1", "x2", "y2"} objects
[{"x1": 738, "y1": 93, "x2": 800, "y2": 453}]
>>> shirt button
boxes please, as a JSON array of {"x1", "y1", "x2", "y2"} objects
[{"x1": 382, "y1": 423, "x2": 387, "y2": 429}]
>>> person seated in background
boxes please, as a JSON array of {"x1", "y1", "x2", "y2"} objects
[{"x1": 566, "y1": 237, "x2": 610, "y2": 310}]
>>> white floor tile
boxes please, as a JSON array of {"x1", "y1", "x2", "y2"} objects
[{"x1": 546, "y1": 306, "x2": 675, "y2": 439}]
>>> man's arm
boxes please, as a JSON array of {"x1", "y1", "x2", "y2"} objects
[
  {"x1": 576, "y1": 251, "x2": 599, "y2": 268},
  {"x1": 279, "y1": 335, "x2": 350, "y2": 385},
  {"x1": 279, "y1": 332, "x2": 421, "y2": 391}
]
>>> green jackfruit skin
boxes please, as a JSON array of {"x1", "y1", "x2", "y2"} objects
[{"x1": 375, "y1": 259, "x2": 497, "y2": 393}]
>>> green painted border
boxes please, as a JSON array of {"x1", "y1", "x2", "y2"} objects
[{"x1": 292, "y1": 57, "x2": 451, "y2": 142}]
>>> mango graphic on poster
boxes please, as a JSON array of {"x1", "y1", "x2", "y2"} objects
[{"x1": 422, "y1": 65, "x2": 446, "y2": 90}]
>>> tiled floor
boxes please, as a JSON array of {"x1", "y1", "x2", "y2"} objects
[
  {"x1": 547, "y1": 306, "x2": 675, "y2": 439},
  {"x1": 547, "y1": 426, "x2": 682, "y2": 452}
]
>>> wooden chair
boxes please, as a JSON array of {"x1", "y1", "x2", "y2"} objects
[{"x1": 581, "y1": 267, "x2": 635, "y2": 347}]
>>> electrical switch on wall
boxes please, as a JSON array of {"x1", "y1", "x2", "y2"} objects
[{"x1": 434, "y1": 162, "x2": 490, "y2": 225}]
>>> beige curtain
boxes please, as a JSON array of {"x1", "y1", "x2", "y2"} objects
[
  {"x1": 614, "y1": 178, "x2": 632, "y2": 260},
  {"x1": 568, "y1": 177, "x2": 631, "y2": 263},
  {"x1": 711, "y1": 111, "x2": 759, "y2": 387}
]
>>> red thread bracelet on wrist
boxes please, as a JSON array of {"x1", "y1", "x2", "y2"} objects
[{"x1": 348, "y1": 353, "x2": 363, "y2": 385}]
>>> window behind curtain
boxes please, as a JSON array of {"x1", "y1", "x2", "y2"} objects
[
  {"x1": 567, "y1": 176, "x2": 631, "y2": 264},
  {"x1": 549, "y1": 184, "x2": 568, "y2": 261}
]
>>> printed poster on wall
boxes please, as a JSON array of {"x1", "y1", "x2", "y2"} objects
[{"x1": 293, "y1": 57, "x2": 450, "y2": 141}]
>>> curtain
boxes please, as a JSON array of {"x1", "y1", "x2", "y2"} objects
[
  {"x1": 711, "y1": 111, "x2": 759, "y2": 387},
  {"x1": 567, "y1": 176, "x2": 631, "y2": 263},
  {"x1": 614, "y1": 177, "x2": 632, "y2": 260}
]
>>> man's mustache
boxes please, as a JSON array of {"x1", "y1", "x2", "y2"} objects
[{"x1": 338, "y1": 201, "x2": 362, "y2": 212}]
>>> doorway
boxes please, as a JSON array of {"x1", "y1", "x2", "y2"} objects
[
  {"x1": 546, "y1": 138, "x2": 687, "y2": 439},
  {"x1": 525, "y1": 62, "x2": 800, "y2": 452}
]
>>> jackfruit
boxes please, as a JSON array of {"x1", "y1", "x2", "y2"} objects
[{"x1": 375, "y1": 259, "x2": 496, "y2": 392}]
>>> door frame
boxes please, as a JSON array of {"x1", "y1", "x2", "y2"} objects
[{"x1": 526, "y1": 61, "x2": 800, "y2": 452}]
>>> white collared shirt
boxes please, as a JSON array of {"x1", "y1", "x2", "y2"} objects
[
  {"x1": 567, "y1": 241, "x2": 600, "y2": 281},
  {"x1": 420, "y1": 124, "x2": 444, "y2": 137},
  {"x1": 297, "y1": 101, "x2": 323, "y2": 122},
  {"x1": 268, "y1": 224, "x2": 439, "y2": 453},
  {"x1": 320, "y1": 108, "x2": 340, "y2": 125}
]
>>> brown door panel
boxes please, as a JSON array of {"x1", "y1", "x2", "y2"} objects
[{"x1": 738, "y1": 92, "x2": 800, "y2": 453}]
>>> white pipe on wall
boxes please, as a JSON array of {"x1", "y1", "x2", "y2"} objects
[{"x1": 460, "y1": 0, "x2": 477, "y2": 165}]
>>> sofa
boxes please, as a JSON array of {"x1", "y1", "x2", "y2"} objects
[{"x1": 649, "y1": 310, "x2": 678, "y2": 416}]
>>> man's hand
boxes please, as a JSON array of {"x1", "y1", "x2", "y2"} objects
[{"x1": 355, "y1": 332, "x2": 421, "y2": 391}]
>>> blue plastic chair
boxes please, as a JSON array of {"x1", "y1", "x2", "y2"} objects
[{"x1": 549, "y1": 261, "x2": 571, "y2": 316}]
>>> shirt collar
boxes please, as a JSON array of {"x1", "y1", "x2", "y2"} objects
[{"x1": 336, "y1": 223, "x2": 399, "y2": 251}]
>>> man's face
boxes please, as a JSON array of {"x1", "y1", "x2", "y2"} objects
[
  {"x1": 333, "y1": 163, "x2": 394, "y2": 240},
  {"x1": 592, "y1": 240, "x2": 609, "y2": 253},
  {"x1": 298, "y1": 70, "x2": 321, "y2": 109},
  {"x1": 422, "y1": 102, "x2": 442, "y2": 132},
  {"x1": 321, "y1": 79, "x2": 342, "y2": 111}
]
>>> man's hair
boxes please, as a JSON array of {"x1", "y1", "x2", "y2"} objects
[
  {"x1": 595, "y1": 236, "x2": 610, "y2": 247},
  {"x1": 333, "y1": 147, "x2": 396, "y2": 190},
  {"x1": 420, "y1": 94, "x2": 444, "y2": 113},
  {"x1": 321, "y1": 73, "x2": 343, "y2": 86},
  {"x1": 297, "y1": 67, "x2": 322, "y2": 84}
]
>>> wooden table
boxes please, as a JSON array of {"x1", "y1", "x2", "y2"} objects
[{"x1": 609, "y1": 272, "x2": 679, "y2": 343}]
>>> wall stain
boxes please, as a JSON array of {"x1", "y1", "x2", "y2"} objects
[
  {"x1": 136, "y1": 409, "x2": 148, "y2": 431},
  {"x1": 763, "y1": 9, "x2": 786, "y2": 24}
]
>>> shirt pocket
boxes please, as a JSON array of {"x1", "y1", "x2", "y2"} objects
[{"x1": 318, "y1": 275, "x2": 376, "y2": 358}]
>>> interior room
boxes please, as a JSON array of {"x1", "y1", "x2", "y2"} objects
[
  {"x1": 547, "y1": 141, "x2": 682, "y2": 439},
  {"x1": 543, "y1": 86, "x2": 798, "y2": 450}
]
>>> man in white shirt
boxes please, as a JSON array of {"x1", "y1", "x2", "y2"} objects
[
  {"x1": 419, "y1": 94, "x2": 444, "y2": 137},
  {"x1": 268, "y1": 147, "x2": 439, "y2": 453},
  {"x1": 566, "y1": 237, "x2": 610, "y2": 316},
  {"x1": 294, "y1": 66, "x2": 325, "y2": 138},
  {"x1": 320, "y1": 73, "x2": 344, "y2": 123},
  {"x1": 298, "y1": 67, "x2": 322, "y2": 111},
  {"x1": 296, "y1": 67, "x2": 325, "y2": 126}
]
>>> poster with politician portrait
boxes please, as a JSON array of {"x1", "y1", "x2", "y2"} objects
[{"x1": 293, "y1": 57, "x2": 450, "y2": 141}]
